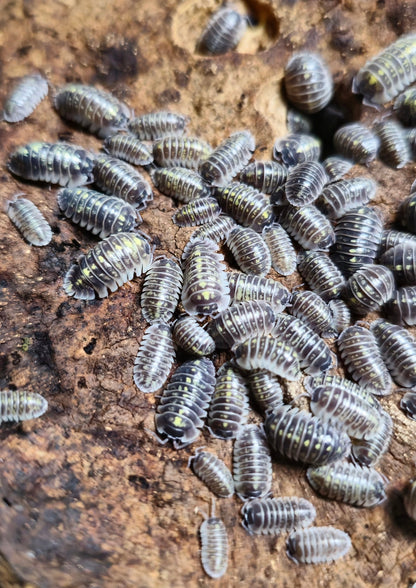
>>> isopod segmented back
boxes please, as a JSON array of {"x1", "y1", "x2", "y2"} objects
[
  {"x1": 190, "y1": 214, "x2": 236, "y2": 244},
  {"x1": 128, "y1": 111, "x2": 189, "y2": 140},
  {"x1": 322, "y1": 156, "x2": 353, "y2": 183},
  {"x1": 200, "y1": 130, "x2": 255, "y2": 187},
  {"x1": 233, "y1": 424, "x2": 273, "y2": 500},
  {"x1": 241, "y1": 497, "x2": 316, "y2": 536},
  {"x1": 3, "y1": 73, "x2": 48, "y2": 123},
  {"x1": 374, "y1": 119, "x2": 411, "y2": 169},
  {"x1": 197, "y1": 6, "x2": 247, "y2": 56},
  {"x1": 199, "y1": 501, "x2": 229, "y2": 579},
  {"x1": 351, "y1": 408, "x2": 392, "y2": 467},
  {"x1": 400, "y1": 391, "x2": 416, "y2": 421},
  {"x1": 0, "y1": 390, "x2": 48, "y2": 423},
  {"x1": 284, "y1": 161, "x2": 328, "y2": 207},
  {"x1": 173, "y1": 197, "x2": 221, "y2": 227},
  {"x1": 189, "y1": 449, "x2": 234, "y2": 498},
  {"x1": 333, "y1": 123, "x2": 379, "y2": 164},
  {"x1": 173, "y1": 315, "x2": 215, "y2": 356},
  {"x1": 240, "y1": 160, "x2": 288, "y2": 195},
  {"x1": 133, "y1": 322, "x2": 175, "y2": 393},
  {"x1": 386, "y1": 286, "x2": 416, "y2": 326},
  {"x1": 289, "y1": 290, "x2": 335, "y2": 337},
  {"x1": 226, "y1": 226, "x2": 272, "y2": 276},
  {"x1": 394, "y1": 88, "x2": 416, "y2": 126},
  {"x1": 344, "y1": 264, "x2": 396, "y2": 315},
  {"x1": 7, "y1": 195, "x2": 52, "y2": 246},
  {"x1": 287, "y1": 526, "x2": 351, "y2": 564},
  {"x1": 212, "y1": 182, "x2": 275, "y2": 232},
  {"x1": 273, "y1": 133, "x2": 321, "y2": 168},
  {"x1": 141, "y1": 256, "x2": 183, "y2": 324},
  {"x1": 284, "y1": 52, "x2": 334, "y2": 114},
  {"x1": 297, "y1": 250, "x2": 346, "y2": 301},
  {"x1": 103, "y1": 133, "x2": 154, "y2": 166},
  {"x1": 151, "y1": 167, "x2": 211, "y2": 203},
  {"x1": 234, "y1": 335, "x2": 301, "y2": 380},
  {"x1": 316, "y1": 177, "x2": 377, "y2": 219},
  {"x1": 262, "y1": 224, "x2": 296, "y2": 276},
  {"x1": 278, "y1": 204, "x2": 335, "y2": 251},
  {"x1": 371, "y1": 319, "x2": 416, "y2": 388},
  {"x1": 228, "y1": 272, "x2": 290, "y2": 312},
  {"x1": 380, "y1": 242, "x2": 416, "y2": 285},
  {"x1": 153, "y1": 136, "x2": 212, "y2": 170},
  {"x1": 328, "y1": 299, "x2": 351, "y2": 333}
]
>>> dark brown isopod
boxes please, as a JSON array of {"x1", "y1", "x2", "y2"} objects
[
  {"x1": 380, "y1": 242, "x2": 416, "y2": 285},
  {"x1": 128, "y1": 111, "x2": 189, "y2": 140},
  {"x1": 189, "y1": 449, "x2": 234, "y2": 497},
  {"x1": 262, "y1": 224, "x2": 297, "y2": 276},
  {"x1": 316, "y1": 177, "x2": 377, "y2": 220},
  {"x1": 103, "y1": 133, "x2": 154, "y2": 166},
  {"x1": 240, "y1": 160, "x2": 288, "y2": 195},
  {"x1": 197, "y1": 6, "x2": 247, "y2": 55},
  {"x1": 297, "y1": 251, "x2": 346, "y2": 301},
  {"x1": 241, "y1": 497, "x2": 316, "y2": 535},
  {"x1": 233, "y1": 424, "x2": 273, "y2": 500},
  {"x1": 374, "y1": 119, "x2": 411, "y2": 169},
  {"x1": 278, "y1": 204, "x2": 335, "y2": 250},
  {"x1": 333, "y1": 123, "x2": 379, "y2": 164},
  {"x1": 3, "y1": 73, "x2": 48, "y2": 123},
  {"x1": 371, "y1": 318, "x2": 416, "y2": 387},
  {"x1": 284, "y1": 161, "x2": 328, "y2": 207},
  {"x1": 226, "y1": 226, "x2": 271, "y2": 276},
  {"x1": 228, "y1": 272, "x2": 290, "y2": 312},
  {"x1": 273, "y1": 134, "x2": 321, "y2": 167},
  {"x1": 173, "y1": 197, "x2": 221, "y2": 227},
  {"x1": 151, "y1": 167, "x2": 211, "y2": 203},
  {"x1": 289, "y1": 290, "x2": 335, "y2": 337},
  {"x1": 213, "y1": 182, "x2": 275, "y2": 232},
  {"x1": 385, "y1": 286, "x2": 416, "y2": 326},
  {"x1": 344, "y1": 264, "x2": 396, "y2": 315},
  {"x1": 284, "y1": 53, "x2": 333, "y2": 114},
  {"x1": 286, "y1": 526, "x2": 351, "y2": 564},
  {"x1": 200, "y1": 131, "x2": 255, "y2": 187},
  {"x1": 153, "y1": 136, "x2": 212, "y2": 170}
]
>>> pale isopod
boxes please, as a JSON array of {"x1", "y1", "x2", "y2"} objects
[
  {"x1": 226, "y1": 226, "x2": 272, "y2": 276},
  {"x1": 241, "y1": 497, "x2": 316, "y2": 535},
  {"x1": 151, "y1": 167, "x2": 211, "y2": 203},
  {"x1": 128, "y1": 111, "x2": 189, "y2": 140},
  {"x1": 190, "y1": 214, "x2": 236, "y2": 243},
  {"x1": 199, "y1": 500, "x2": 228, "y2": 579},
  {"x1": 133, "y1": 323, "x2": 175, "y2": 393},
  {"x1": 141, "y1": 257, "x2": 183, "y2": 324},
  {"x1": 284, "y1": 53, "x2": 334, "y2": 113},
  {"x1": 189, "y1": 448, "x2": 234, "y2": 497},
  {"x1": 200, "y1": 130, "x2": 255, "y2": 187},
  {"x1": 153, "y1": 136, "x2": 212, "y2": 170},
  {"x1": 7, "y1": 195, "x2": 52, "y2": 246},
  {"x1": 3, "y1": 73, "x2": 48, "y2": 123},
  {"x1": 284, "y1": 161, "x2": 328, "y2": 207},
  {"x1": 103, "y1": 133, "x2": 154, "y2": 166},
  {"x1": 233, "y1": 424, "x2": 273, "y2": 500},
  {"x1": 371, "y1": 319, "x2": 416, "y2": 387},
  {"x1": 262, "y1": 224, "x2": 297, "y2": 276},
  {"x1": 286, "y1": 526, "x2": 351, "y2": 564},
  {"x1": 351, "y1": 409, "x2": 392, "y2": 467},
  {"x1": 0, "y1": 390, "x2": 48, "y2": 423}
]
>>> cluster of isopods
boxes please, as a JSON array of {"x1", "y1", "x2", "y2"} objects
[{"x1": 5, "y1": 23, "x2": 416, "y2": 581}]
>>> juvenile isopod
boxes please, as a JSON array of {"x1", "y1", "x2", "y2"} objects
[
  {"x1": 200, "y1": 130, "x2": 255, "y2": 187},
  {"x1": 63, "y1": 231, "x2": 153, "y2": 300},
  {"x1": 352, "y1": 33, "x2": 416, "y2": 107},
  {"x1": 380, "y1": 242, "x2": 416, "y2": 285},
  {"x1": 286, "y1": 526, "x2": 351, "y2": 564},
  {"x1": 206, "y1": 300, "x2": 276, "y2": 349},
  {"x1": 189, "y1": 449, "x2": 234, "y2": 497},
  {"x1": 371, "y1": 319, "x2": 416, "y2": 387},
  {"x1": 351, "y1": 409, "x2": 392, "y2": 467},
  {"x1": 304, "y1": 373, "x2": 381, "y2": 410},
  {"x1": 333, "y1": 123, "x2": 379, "y2": 164},
  {"x1": 308, "y1": 384, "x2": 380, "y2": 439},
  {"x1": 190, "y1": 214, "x2": 236, "y2": 244},
  {"x1": 271, "y1": 313, "x2": 334, "y2": 375},
  {"x1": 7, "y1": 195, "x2": 52, "y2": 246},
  {"x1": 344, "y1": 264, "x2": 396, "y2": 315},
  {"x1": 8, "y1": 142, "x2": 95, "y2": 188},
  {"x1": 93, "y1": 155, "x2": 153, "y2": 210},
  {"x1": 173, "y1": 315, "x2": 215, "y2": 356},
  {"x1": 241, "y1": 497, "x2": 316, "y2": 536},
  {"x1": 228, "y1": 272, "x2": 290, "y2": 312},
  {"x1": 151, "y1": 167, "x2": 211, "y2": 203},
  {"x1": 54, "y1": 83, "x2": 131, "y2": 137},
  {"x1": 197, "y1": 6, "x2": 247, "y2": 55},
  {"x1": 322, "y1": 156, "x2": 353, "y2": 183},
  {"x1": 316, "y1": 177, "x2": 377, "y2": 219},
  {"x1": 172, "y1": 197, "x2": 221, "y2": 227},
  {"x1": 246, "y1": 369, "x2": 284, "y2": 414},
  {"x1": 133, "y1": 323, "x2": 175, "y2": 393},
  {"x1": 337, "y1": 325, "x2": 392, "y2": 395},
  {"x1": 264, "y1": 405, "x2": 351, "y2": 465},
  {"x1": 141, "y1": 257, "x2": 183, "y2": 324},
  {"x1": 278, "y1": 204, "x2": 335, "y2": 251},
  {"x1": 400, "y1": 390, "x2": 416, "y2": 421},
  {"x1": 233, "y1": 424, "x2": 273, "y2": 500},
  {"x1": 199, "y1": 500, "x2": 228, "y2": 579},
  {"x1": 128, "y1": 111, "x2": 189, "y2": 140},
  {"x1": 207, "y1": 363, "x2": 250, "y2": 440},
  {"x1": 0, "y1": 390, "x2": 48, "y2": 423},
  {"x1": 297, "y1": 251, "x2": 346, "y2": 301},
  {"x1": 386, "y1": 286, "x2": 416, "y2": 326},
  {"x1": 379, "y1": 229, "x2": 416, "y2": 255},
  {"x1": 374, "y1": 119, "x2": 411, "y2": 169},
  {"x1": 284, "y1": 162, "x2": 328, "y2": 207},
  {"x1": 239, "y1": 160, "x2": 288, "y2": 195},
  {"x1": 262, "y1": 224, "x2": 297, "y2": 276},
  {"x1": 57, "y1": 187, "x2": 139, "y2": 239},
  {"x1": 103, "y1": 133, "x2": 154, "y2": 166},
  {"x1": 153, "y1": 136, "x2": 212, "y2": 170},
  {"x1": 181, "y1": 238, "x2": 230, "y2": 316},
  {"x1": 273, "y1": 134, "x2": 321, "y2": 167},
  {"x1": 226, "y1": 226, "x2": 272, "y2": 276},
  {"x1": 394, "y1": 88, "x2": 416, "y2": 126},
  {"x1": 284, "y1": 53, "x2": 334, "y2": 113},
  {"x1": 289, "y1": 290, "x2": 335, "y2": 337},
  {"x1": 233, "y1": 335, "x2": 301, "y2": 380},
  {"x1": 3, "y1": 73, "x2": 48, "y2": 123},
  {"x1": 155, "y1": 357, "x2": 216, "y2": 448},
  {"x1": 328, "y1": 299, "x2": 351, "y2": 333},
  {"x1": 212, "y1": 182, "x2": 275, "y2": 232}
]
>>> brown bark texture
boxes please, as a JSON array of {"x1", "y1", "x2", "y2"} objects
[{"x1": 1, "y1": 0, "x2": 416, "y2": 586}]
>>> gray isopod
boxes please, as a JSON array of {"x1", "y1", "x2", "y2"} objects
[
  {"x1": 246, "y1": 369, "x2": 284, "y2": 415},
  {"x1": 380, "y1": 242, "x2": 416, "y2": 285},
  {"x1": 233, "y1": 424, "x2": 273, "y2": 500},
  {"x1": 228, "y1": 272, "x2": 290, "y2": 312},
  {"x1": 278, "y1": 204, "x2": 335, "y2": 251},
  {"x1": 128, "y1": 111, "x2": 189, "y2": 140},
  {"x1": 190, "y1": 215, "x2": 236, "y2": 244},
  {"x1": 374, "y1": 119, "x2": 411, "y2": 169},
  {"x1": 286, "y1": 526, "x2": 351, "y2": 564},
  {"x1": 379, "y1": 229, "x2": 416, "y2": 255},
  {"x1": 151, "y1": 167, "x2": 211, "y2": 203},
  {"x1": 316, "y1": 177, "x2": 377, "y2": 219},
  {"x1": 133, "y1": 323, "x2": 175, "y2": 393},
  {"x1": 262, "y1": 224, "x2": 297, "y2": 276},
  {"x1": 284, "y1": 53, "x2": 333, "y2": 113},
  {"x1": 351, "y1": 409, "x2": 393, "y2": 467},
  {"x1": 240, "y1": 160, "x2": 288, "y2": 194},
  {"x1": 289, "y1": 290, "x2": 335, "y2": 337},
  {"x1": 233, "y1": 335, "x2": 301, "y2": 380},
  {"x1": 141, "y1": 257, "x2": 183, "y2": 324},
  {"x1": 297, "y1": 251, "x2": 346, "y2": 301},
  {"x1": 153, "y1": 136, "x2": 212, "y2": 170},
  {"x1": 200, "y1": 130, "x2": 255, "y2": 187},
  {"x1": 7, "y1": 195, "x2": 52, "y2": 246},
  {"x1": 212, "y1": 182, "x2": 275, "y2": 232},
  {"x1": 3, "y1": 73, "x2": 48, "y2": 123},
  {"x1": 8, "y1": 141, "x2": 95, "y2": 188},
  {"x1": 328, "y1": 299, "x2": 351, "y2": 333},
  {"x1": 386, "y1": 286, "x2": 416, "y2": 326},
  {"x1": 189, "y1": 449, "x2": 234, "y2": 498},
  {"x1": 371, "y1": 319, "x2": 416, "y2": 387},
  {"x1": 199, "y1": 500, "x2": 228, "y2": 579},
  {"x1": 57, "y1": 187, "x2": 139, "y2": 239},
  {"x1": 103, "y1": 133, "x2": 154, "y2": 166},
  {"x1": 273, "y1": 133, "x2": 321, "y2": 168},
  {"x1": 304, "y1": 374, "x2": 381, "y2": 410},
  {"x1": 54, "y1": 83, "x2": 131, "y2": 137},
  {"x1": 226, "y1": 226, "x2": 272, "y2": 276},
  {"x1": 173, "y1": 197, "x2": 221, "y2": 227},
  {"x1": 0, "y1": 390, "x2": 48, "y2": 423},
  {"x1": 173, "y1": 315, "x2": 215, "y2": 356},
  {"x1": 284, "y1": 161, "x2": 328, "y2": 207},
  {"x1": 241, "y1": 497, "x2": 316, "y2": 536},
  {"x1": 344, "y1": 264, "x2": 396, "y2": 315},
  {"x1": 322, "y1": 156, "x2": 353, "y2": 183},
  {"x1": 93, "y1": 155, "x2": 153, "y2": 210},
  {"x1": 197, "y1": 6, "x2": 247, "y2": 55},
  {"x1": 63, "y1": 231, "x2": 153, "y2": 300},
  {"x1": 333, "y1": 123, "x2": 379, "y2": 164},
  {"x1": 264, "y1": 405, "x2": 351, "y2": 465}
]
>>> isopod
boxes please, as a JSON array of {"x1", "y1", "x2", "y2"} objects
[
  {"x1": 284, "y1": 53, "x2": 334, "y2": 113},
  {"x1": 262, "y1": 224, "x2": 297, "y2": 276},
  {"x1": 398, "y1": 192, "x2": 416, "y2": 233},
  {"x1": 8, "y1": 141, "x2": 95, "y2": 188},
  {"x1": 333, "y1": 123, "x2": 379, "y2": 164},
  {"x1": 241, "y1": 497, "x2": 316, "y2": 536},
  {"x1": 233, "y1": 335, "x2": 301, "y2": 380},
  {"x1": 155, "y1": 357, "x2": 216, "y2": 448},
  {"x1": 200, "y1": 130, "x2": 255, "y2": 187},
  {"x1": 173, "y1": 315, "x2": 215, "y2": 356},
  {"x1": 153, "y1": 136, "x2": 212, "y2": 170},
  {"x1": 93, "y1": 155, "x2": 153, "y2": 210},
  {"x1": 380, "y1": 242, "x2": 416, "y2": 285},
  {"x1": 197, "y1": 6, "x2": 247, "y2": 55},
  {"x1": 228, "y1": 272, "x2": 290, "y2": 312},
  {"x1": 128, "y1": 111, "x2": 189, "y2": 140},
  {"x1": 3, "y1": 73, "x2": 48, "y2": 123},
  {"x1": 286, "y1": 108, "x2": 312, "y2": 133},
  {"x1": 316, "y1": 177, "x2": 377, "y2": 219},
  {"x1": 189, "y1": 449, "x2": 234, "y2": 497},
  {"x1": 133, "y1": 323, "x2": 175, "y2": 393},
  {"x1": 57, "y1": 187, "x2": 139, "y2": 239},
  {"x1": 400, "y1": 391, "x2": 416, "y2": 421},
  {"x1": 199, "y1": 500, "x2": 228, "y2": 579},
  {"x1": 328, "y1": 299, "x2": 351, "y2": 333},
  {"x1": 264, "y1": 405, "x2": 351, "y2": 465},
  {"x1": 352, "y1": 32, "x2": 416, "y2": 106},
  {"x1": 337, "y1": 325, "x2": 392, "y2": 395},
  {"x1": 239, "y1": 160, "x2": 288, "y2": 194},
  {"x1": 322, "y1": 156, "x2": 353, "y2": 183},
  {"x1": 190, "y1": 214, "x2": 236, "y2": 243},
  {"x1": 351, "y1": 409, "x2": 392, "y2": 467},
  {"x1": 173, "y1": 197, "x2": 221, "y2": 227},
  {"x1": 286, "y1": 526, "x2": 351, "y2": 564},
  {"x1": 181, "y1": 238, "x2": 230, "y2": 316},
  {"x1": 289, "y1": 291, "x2": 335, "y2": 337},
  {"x1": 344, "y1": 264, "x2": 396, "y2": 315},
  {"x1": 394, "y1": 88, "x2": 416, "y2": 126},
  {"x1": 386, "y1": 286, "x2": 416, "y2": 326},
  {"x1": 273, "y1": 134, "x2": 321, "y2": 167},
  {"x1": 141, "y1": 257, "x2": 183, "y2": 324},
  {"x1": 374, "y1": 119, "x2": 411, "y2": 169},
  {"x1": 284, "y1": 161, "x2": 328, "y2": 207},
  {"x1": 0, "y1": 390, "x2": 48, "y2": 423},
  {"x1": 151, "y1": 167, "x2": 211, "y2": 203},
  {"x1": 246, "y1": 369, "x2": 284, "y2": 415},
  {"x1": 63, "y1": 231, "x2": 153, "y2": 300},
  {"x1": 7, "y1": 195, "x2": 52, "y2": 246},
  {"x1": 206, "y1": 300, "x2": 276, "y2": 349},
  {"x1": 226, "y1": 226, "x2": 272, "y2": 276},
  {"x1": 103, "y1": 133, "x2": 154, "y2": 166},
  {"x1": 233, "y1": 424, "x2": 273, "y2": 500},
  {"x1": 278, "y1": 204, "x2": 335, "y2": 250},
  {"x1": 304, "y1": 373, "x2": 381, "y2": 410},
  {"x1": 379, "y1": 229, "x2": 416, "y2": 255},
  {"x1": 207, "y1": 363, "x2": 250, "y2": 440},
  {"x1": 212, "y1": 182, "x2": 275, "y2": 232},
  {"x1": 297, "y1": 251, "x2": 346, "y2": 301},
  {"x1": 371, "y1": 318, "x2": 416, "y2": 387},
  {"x1": 54, "y1": 83, "x2": 131, "y2": 137}
]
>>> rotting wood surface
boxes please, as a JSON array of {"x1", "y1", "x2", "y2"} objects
[{"x1": 1, "y1": 0, "x2": 416, "y2": 586}]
